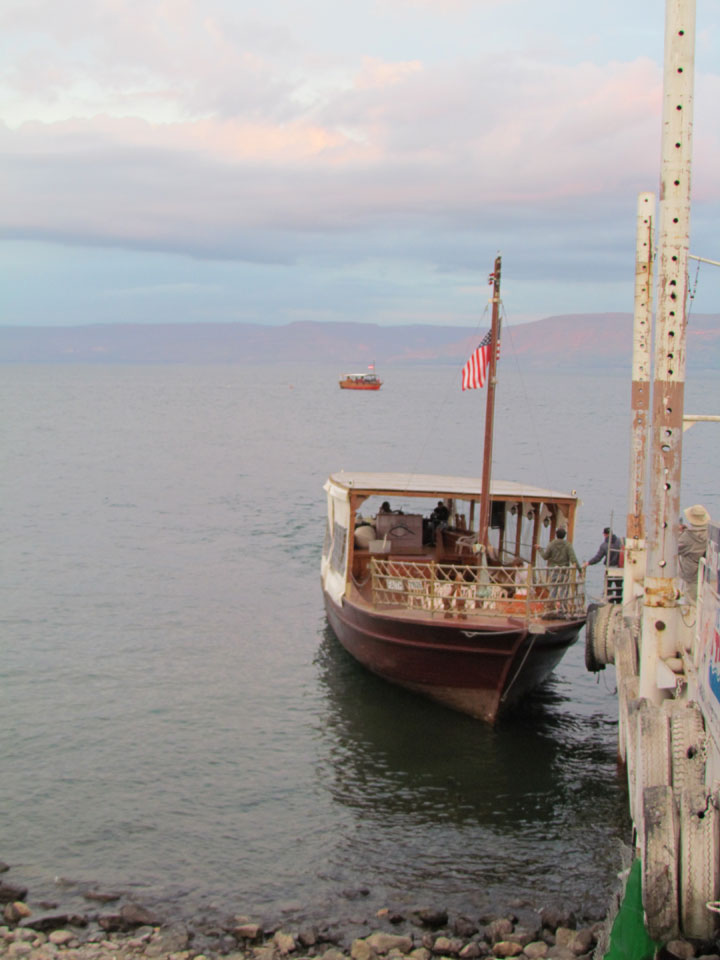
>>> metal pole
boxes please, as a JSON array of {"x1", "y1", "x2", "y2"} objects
[
  {"x1": 479, "y1": 256, "x2": 502, "y2": 546},
  {"x1": 640, "y1": 0, "x2": 696, "y2": 700},
  {"x1": 624, "y1": 193, "x2": 654, "y2": 602},
  {"x1": 627, "y1": 193, "x2": 654, "y2": 542}
]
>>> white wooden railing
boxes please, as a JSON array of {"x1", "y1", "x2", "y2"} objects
[{"x1": 370, "y1": 558, "x2": 586, "y2": 620}]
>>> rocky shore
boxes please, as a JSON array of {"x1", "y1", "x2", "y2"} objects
[{"x1": 1, "y1": 863, "x2": 717, "y2": 960}]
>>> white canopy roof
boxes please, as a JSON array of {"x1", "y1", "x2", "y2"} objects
[{"x1": 327, "y1": 471, "x2": 577, "y2": 502}]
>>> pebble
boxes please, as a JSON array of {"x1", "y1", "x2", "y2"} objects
[{"x1": 0, "y1": 868, "x2": 714, "y2": 960}]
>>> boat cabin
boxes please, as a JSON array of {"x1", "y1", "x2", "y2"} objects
[{"x1": 323, "y1": 471, "x2": 584, "y2": 620}]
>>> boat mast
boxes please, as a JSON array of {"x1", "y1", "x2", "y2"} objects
[
  {"x1": 639, "y1": 0, "x2": 696, "y2": 701},
  {"x1": 479, "y1": 255, "x2": 502, "y2": 546}
]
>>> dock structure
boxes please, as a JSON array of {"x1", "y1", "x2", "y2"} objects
[{"x1": 586, "y1": 0, "x2": 720, "y2": 944}]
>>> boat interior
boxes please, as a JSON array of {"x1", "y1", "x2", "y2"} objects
[{"x1": 344, "y1": 494, "x2": 586, "y2": 620}]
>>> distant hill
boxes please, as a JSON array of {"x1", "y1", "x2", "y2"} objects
[{"x1": 0, "y1": 313, "x2": 718, "y2": 371}]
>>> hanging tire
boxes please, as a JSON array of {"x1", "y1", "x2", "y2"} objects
[
  {"x1": 585, "y1": 602, "x2": 608, "y2": 671},
  {"x1": 642, "y1": 784, "x2": 680, "y2": 942},
  {"x1": 605, "y1": 604, "x2": 624, "y2": 665},
  {"x1": 679, "y1": 787, "x2": 720, "y2": 940},
  {"x1": 616, "y1": 627, "x2": 639, "y2": 683},
  {"x1": 671, "y1": 701, "x2": 706, "y2": 797},
  {"x1": 585, "y1": 602, "x2": 625, "y2": 671}
]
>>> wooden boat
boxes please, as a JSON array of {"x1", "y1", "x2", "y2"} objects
[
  {"x1": 321, "y1": 258, "x2": 587, "y2": 723},
  {"x1": 339, "y1": 364, "x2": 382, "y2": 390}
]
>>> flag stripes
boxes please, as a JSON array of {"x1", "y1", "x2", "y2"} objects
[{"x1": 461, "y1": 330, "x2": 496, "y2": 391}]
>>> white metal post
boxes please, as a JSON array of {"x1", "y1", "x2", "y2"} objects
[{"x1": 639, "y1": 0, "x2": 696, "y2": 700}]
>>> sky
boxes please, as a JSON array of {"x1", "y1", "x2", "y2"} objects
[{"x1": 1, "y1": 0, "x2": 719, "y2": 328}]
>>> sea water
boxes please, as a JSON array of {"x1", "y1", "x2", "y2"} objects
[{"x1": 1, "y1": 363, "x2": 718, "y2": 934}]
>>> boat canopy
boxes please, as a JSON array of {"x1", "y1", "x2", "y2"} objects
[{"x1": 326, "y1": 471, "x2": 578, "y2": 504}]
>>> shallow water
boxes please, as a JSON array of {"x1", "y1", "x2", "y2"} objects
[{"x1": 1, "y1": 362, "x2": 717, "y2": 934}]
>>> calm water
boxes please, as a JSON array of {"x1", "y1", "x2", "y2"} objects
[{"x1": 1, "y1": 363, "x2": 718, "y2": 937}]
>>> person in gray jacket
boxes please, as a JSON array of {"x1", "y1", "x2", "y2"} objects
[{"x1": 678, "y1": 504, "x2": 709, "y2": 601}]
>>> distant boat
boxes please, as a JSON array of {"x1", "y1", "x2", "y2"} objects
[{"x1": 339, "y1": 363, "x2": 382, "y2": 390}]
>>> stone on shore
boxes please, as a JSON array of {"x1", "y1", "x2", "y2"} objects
[
  {"x1": 364, "y1": 933, "x2": 413, "y2": 954},
  {"x1": 523, "y1": 941, "x2": 549, "y2": 959},
  {"x1": 2, "y1": 905, "x2": 31, "y2": 926},
  {"x1": 452, "y1": 919, "x2": 478, "y2": 940},
  {"x1": 665, "y1": 942, "x2": 696, "y2": 960},
  {"x1": 539, "y1": 910, "x2": 575, "y2": 933},
  {"x1": 415, "y1": 911, "x2": 448, "y2": 930},
  {"x1": 485, "y1": 919, "x2": 513, "y2": 943},
  {"x1": 0, "y1": 887, "x2": 28, "y2": 907},
  {"x1": 47, "y1": 931, "x2": 75, "y2": 946},
  {"x1": 143, "y1": 921, "x2": 189, "y2": 957},
  {"x1": 272, "y1": 931, "x2": 296, "y2": 955},
  {"x1": 431, "y1": 937, "x2": 463, "y2": 956},
  {"x1": 492, "y1": 941, "x2": 524, "y2": 958},
  {"x1": 457, "y1": 943, "x2": 483, "y2": 959},
  {"x1": 545, "y1": 946, "x2": 575, "y2": 960},
  {"x1": 351, "y1": 939, "x2": 376, "y2": 960}
]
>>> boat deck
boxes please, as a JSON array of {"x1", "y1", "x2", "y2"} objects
[{"x1": 348, "y1": 539, "x2": 586, "y2": 626}]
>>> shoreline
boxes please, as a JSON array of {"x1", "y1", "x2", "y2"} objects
[
  {"x1": 1, "y1": 862, "x2": 612, "y2": 960},
  {"x1": 3, "y1": 863, "x2": 716, "y2": 960}
]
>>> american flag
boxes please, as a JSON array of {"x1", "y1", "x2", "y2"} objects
[{"x1": 461, "y1": 330, "x2": 498, "y2": 391}]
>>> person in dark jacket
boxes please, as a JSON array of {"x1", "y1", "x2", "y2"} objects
[{"x1": 584, "y1": 528, "x2": 623, "y2": 568}]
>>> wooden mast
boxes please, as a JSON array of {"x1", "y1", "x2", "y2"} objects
[{"x1": 478, "y1": 255, "x2": 502, "y2": 546}]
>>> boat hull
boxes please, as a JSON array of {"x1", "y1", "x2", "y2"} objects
[
  {"x1": 323, "y1": 590, "x2": 583, "y2": 723},
  {"x1": 339, "y1": 380, "x2": 382, "y2": 390}
]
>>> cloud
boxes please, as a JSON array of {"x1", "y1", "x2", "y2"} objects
[
  {"x1": 1, "y1": 0, "x2": 719, "y2": 326},
  {"x1": 0, "y1": 52, "x2": 678, "y2": 260}
]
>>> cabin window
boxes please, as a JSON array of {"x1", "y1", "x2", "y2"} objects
[{"x1": 330, "y1": 522, "x2": 348, "y2": 574}]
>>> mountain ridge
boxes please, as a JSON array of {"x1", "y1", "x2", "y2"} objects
[{"x1": 1, "y1": 312, "x2": 718, "y2": 371}]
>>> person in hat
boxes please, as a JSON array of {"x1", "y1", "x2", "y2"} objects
[{"x1": 678, "y1": 504, "x2": 710, "y2": 601}]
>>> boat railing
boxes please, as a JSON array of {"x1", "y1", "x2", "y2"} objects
[{"x1": 369, "y1": 558, "x2": 586, "y2": 620}]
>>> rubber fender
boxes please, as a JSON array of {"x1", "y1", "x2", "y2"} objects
[
  {"x1": 642, "y1": 784, "x2": 680, "y2": 943},
  {"x1": 585, "y1": 602, "x2": 605, "y2": 672},
  {"x1": 679, "y1": 787, "x2": 720, "y2": 940},
  {"x1": 671, "y1": 700, "x2": 707, "y2": 797},
  {"x1": 633, "y1": 699, "x2": 671, "y2": 844},
  {"x1": 585, "y1": 602, "x2": 623, "y2": 671}
]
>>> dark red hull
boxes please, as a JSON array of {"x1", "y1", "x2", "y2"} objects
[{"x1": 323, "y1": 591, "x2": 583, "y2": 722}]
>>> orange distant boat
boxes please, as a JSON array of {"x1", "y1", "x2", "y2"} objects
[{"x1": 339, "y1": 364, "x2": 382, "y2": 390}]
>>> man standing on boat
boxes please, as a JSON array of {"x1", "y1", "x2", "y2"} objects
[
  {"x1": 538, "y1": 528, "x2": 582, "y2": 605},
  {"x1": 584, "y1": 528, "x2": 623, "y2": 569},
  {"x1": 539, "y1": 528, "x2": 581, "y2": 571}
]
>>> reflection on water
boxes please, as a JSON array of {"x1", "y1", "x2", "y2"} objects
[{"x1": 314, "y1": 626, "x2": 630, "y2": 922}]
